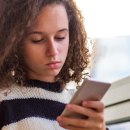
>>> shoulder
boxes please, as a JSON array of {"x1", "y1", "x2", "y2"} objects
[
  {"x1": 65, "y1": 88, "x2": 77, "y2": 96},
  {"x1": 65, "y1": 82, "x2": 77, "y2": 96},
  {"x1": 61, "y1": 87, "x2": 77, "y2": 103},
  {"x1": 0, "y1": 85, "x2": 15, "y2": 103},
  {"x1": 0, "y1": 89, "x2": 9, "y2": 103},
  {"x1": 0, "y1": 84, "x2": 28, "y2": 103}
]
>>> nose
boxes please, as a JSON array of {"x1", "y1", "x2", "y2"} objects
[{"x1": 46, "y1": 38, "x2": 59, "y2": 57}]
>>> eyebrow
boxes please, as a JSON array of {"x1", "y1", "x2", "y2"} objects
[
  {"x1": 29, "y1": 28, "x2": 68, "y2": 35},
  {"x1": 57, "y1": 28, "x2": 68, "y2": 32}
]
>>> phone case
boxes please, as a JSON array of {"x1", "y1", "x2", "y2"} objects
[{"x1": 61, "y1": 78, "x2": 111, "y2": 119}]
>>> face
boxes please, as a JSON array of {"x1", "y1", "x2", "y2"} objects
[{"x1": 23, "y1": 4, "x2": 69, "y2": 82}]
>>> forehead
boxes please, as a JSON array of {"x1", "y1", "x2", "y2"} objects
[{"x1": 30, "y1": 4, "x2": 69, "y2": 33}]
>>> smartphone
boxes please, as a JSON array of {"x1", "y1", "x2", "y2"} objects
[{"x1": 61, "y1": 77, "x2": 111, "y2": 119}]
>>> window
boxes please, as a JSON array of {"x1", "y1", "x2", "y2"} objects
[
  {"x1": 107, "y1": 121, "x2": 130, "y2": 130},
  {"x1": 74, "y1": 0, "x2": 130, "y2": 129}
]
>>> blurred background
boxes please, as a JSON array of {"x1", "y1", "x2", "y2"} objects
[{"x1": 74, "y1": 0, "x2": 130, "y2": 129}]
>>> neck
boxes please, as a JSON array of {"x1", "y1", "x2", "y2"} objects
[{"x1": 27, "y1": 73, "x2": 56, "y2": 83}]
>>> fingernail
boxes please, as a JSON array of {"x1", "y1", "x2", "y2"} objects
[
  {"x1": 67, "y1": 104, "x2": 72, "y2": 109},
  {"x1": 57, "y1": 117, "x2": 62, "y2": 122},
  {"x1": 83, "y1": 101, "x2": 87, "y2": 106}
]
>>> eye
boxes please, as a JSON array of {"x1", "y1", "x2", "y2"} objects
[
  {"x1": 55, "y1": 37, "x2": 65, "y2": 40},
  {"x1": 31, "y1": 39, "x2": 43, "y2": 43}
]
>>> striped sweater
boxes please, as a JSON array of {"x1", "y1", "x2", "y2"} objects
[{"x1": 0, "y1": 79, "x2": 76, "y2": 130}]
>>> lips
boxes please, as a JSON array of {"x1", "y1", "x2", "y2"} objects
[
  {"x1": 46, "y1": 61, "x2": 60, "y2": 65},
  {"x1": 46, "y1": 61, "x2": 61, "y2": 69}
]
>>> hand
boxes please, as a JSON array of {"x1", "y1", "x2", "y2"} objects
[{"x1": 56, "y1": 101, "x2": 106, "y2": 130}]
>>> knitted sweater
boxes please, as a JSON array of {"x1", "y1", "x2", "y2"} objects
[{"x1": 0, "y1": 80, "x2": 76, "y2": 130}]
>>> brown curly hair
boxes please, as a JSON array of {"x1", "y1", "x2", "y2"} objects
[{"x1": 0, "y1": 0, "x2": 91, "y2": 89}]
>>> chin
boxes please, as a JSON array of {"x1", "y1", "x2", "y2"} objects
[{"x1": 47, "y1": 68, "x2": 61, "y2": 76}]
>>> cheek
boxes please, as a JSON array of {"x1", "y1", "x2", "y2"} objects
[
  {"x1": 64, "y1": 38, "x2": 69, "y2": 55},
  {"x1": 60, "y1": 40, "x2": 69, "y2": 59},
  {"x1": 23, "y1": 44, "x2": 45, "y2": 64}
]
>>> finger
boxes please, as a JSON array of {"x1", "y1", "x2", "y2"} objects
[
  {"x1": 60, "y1": 123, "x2": 103, "y2": 130},
  {"x1": 57, "y1": 116, "x2": 104, "y2": 129},
  {"x1": 82, "y1": 101, "x2": 104, "y2": 112},
  {"x1": 59, "y1": 124, "x2": 88, "y2": 130},
  {"x1": 65, "y1": 104, "x2": 97, "y2": 118},
  {"x1": 57, "y1": 116, "x2": 92, "y2": 128}
]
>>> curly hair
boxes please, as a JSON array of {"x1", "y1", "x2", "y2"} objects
[{"x1": 0, "y1": 0, "x2": 91, "y2": 89}]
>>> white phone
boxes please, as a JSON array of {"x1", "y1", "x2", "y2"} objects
[{"x1": 61, "y1": 77, "x2": 111, "y2": 119}]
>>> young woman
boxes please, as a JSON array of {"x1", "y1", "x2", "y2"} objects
[{"x1": 0, "y1": 0, "x2": 108, "y2": 130}]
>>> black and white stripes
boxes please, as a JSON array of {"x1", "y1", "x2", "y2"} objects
[{"x1": 0, "y1": 80, "x2": 76, "y2": 130}]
